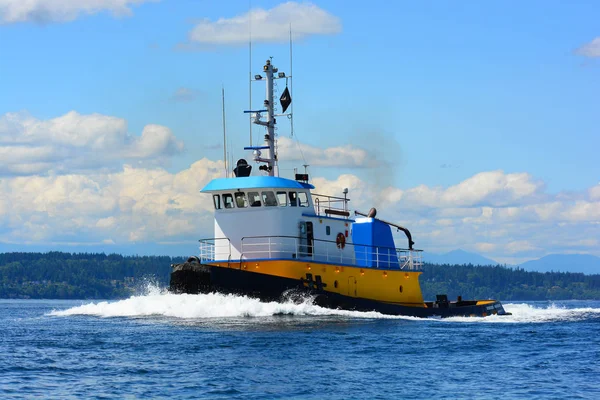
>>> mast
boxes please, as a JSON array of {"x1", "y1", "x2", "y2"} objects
[
  {"x1": 244, "y1": 58, "x2": 285, "y2": 177},
  {"x1": 289, "y1": 24, "x2": 294, "y2": 138},
  {"x1": 222, "y1": 86, "x2": 228, "y2": 178},
  {"x1": 248, "y1": 0, "x2": 253, "y2": 146},
  {"x1": 248, "y1": 12, "x2": 253, "y2": 146},
  {"x1": 264, "y1": 59, "x2": 276, "y2": 176}
]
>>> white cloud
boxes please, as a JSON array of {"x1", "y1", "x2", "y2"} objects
[
  {"x1": 561, "y1": 201, "x2": 600, "y2": 222},
  {"x1": 0, "y1": 143, "x2": 598, "y2": 262},
  {"x1": 474, "y1": 242, "x2": 497, "y2": 253},
  {"x1": 440, "y1": 171, "x2": 543, "y2": 207},
  {"x1": 531, "y1": 201, "x2": 563, "y2": 221},
  {"x1": 375, "y1": 171, "x2": 544, "y2": 211},
  {"x1": 308, "y1": 170, "x2": 600, "y2": 261},
  {"x1": 0, "y1": 0, "x2": 156, "y2": 24},
  {"x1": 575, "y1": 37, "x2": 600, "y2": 58},
  {"x1": 590, "y1": 184, "x2": 600, "y2": 200},
  {"x1": 574, "y1": 238, "x2": 598, "y2": 247},
  {"x1": 0, "y1": 159, "x2": 223, "y2": 244},
  {"x1": 0, "y1": 111, "x2": 183, "y2": 176},
  {"x1": 171, "y1": 87, "x2": 200, "y2": 103},
  {"x1": 506, "y1": 240, "x2": 539, "y2": 255},
  {"x1": 277, "y1": 137, "x2": 374, "y2": 168},
  {"x1": 187, "y1": 2, "x2": 341, "y2": 46}
]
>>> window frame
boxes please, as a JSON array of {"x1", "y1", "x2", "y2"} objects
[
  {"x1": 289, "y1": 191, "x2": 298, "y2": 207},
  {"x1": 234, "y1": 192, "x2": 248, "y2": 208},
  {"x1": 262, "y1": 191, "x2": 278, "y2": 207},
  {"x1": 276, "y1": 191, "x2": 288, "y2": 207},
  {"x1": 298, "y1": 191, "x2": 309, "y2": 207},
  {"x1": 222, "y1": 193, "x2": 235, "y2": 209},
  {"x1": 248, "y1": 191, "x2": 262, "y2": 207},
  {"x1": 213, "y1": 194, "x2": 222, "y2": 210}
]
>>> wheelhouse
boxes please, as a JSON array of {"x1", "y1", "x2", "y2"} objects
[{"x1": 200, "y1": 176, "x2": 422, "y2": 271}]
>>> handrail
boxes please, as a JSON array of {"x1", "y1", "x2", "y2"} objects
[
  {"x1": 199, "y1": 235, "x2": 423, "y2": 270},
  {"x1": 311, "y1": 193, "x2": 349, "y2": 217},
  {"x1": 239, "y1": 234, "x2": 422, "y2": 252},
  {"x1": 197, "y1": 237, "x2": 231, "y2": 243},
  {"x1": 311, "y1": 193, "x2": 349, "y2": 202},
  {"x1": 198, "y1": 237, "x2": 231, "y2": 263}
]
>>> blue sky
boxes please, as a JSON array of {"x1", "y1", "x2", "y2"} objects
[{"x1": 0, "y1": 0, "x2": 598, "y2": 263}]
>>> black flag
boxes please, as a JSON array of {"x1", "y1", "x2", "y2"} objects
[{"x1": 280, "y1": 87, "x2": 292, "y2": 113}]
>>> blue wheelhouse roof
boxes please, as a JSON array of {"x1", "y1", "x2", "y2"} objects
[{"x1": 201, "y1": 176, "x2": 315, "y2": 192}]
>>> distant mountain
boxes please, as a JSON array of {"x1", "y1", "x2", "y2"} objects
[
  {"x1": 0, "y1": 242, "x2": 194, "y2": 258},
  {"x1": 424, "y1": 249, "x2": 500, "y2": 266},
  {"x1": 520, "y1": 254, "x2": 600, "y2": 275}
]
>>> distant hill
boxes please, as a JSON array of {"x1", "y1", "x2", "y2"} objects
[
  {"x1": 0, "y1": 252, "x2": 184, "y2": 299},
  {"x1": 424, "y1": 249, "x2": 500, "y2": 266},
  {"x1": 1, "y1": 251, "x2": 600, "y2": 300},
  {"x1": 521, "y1": 254, "x2": 600, "y2": 275}
]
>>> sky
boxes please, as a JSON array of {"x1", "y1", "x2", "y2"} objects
[{"x1": 0, "y1": 0, "x2": 599, "y2": 264}]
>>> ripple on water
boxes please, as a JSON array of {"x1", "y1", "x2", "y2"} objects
[{"x1": 1, "y1": 297, "x2": 600, "y2": 399}]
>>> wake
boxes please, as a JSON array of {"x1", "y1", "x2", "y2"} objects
[
  {"x1": 446, "y1": 302, "x2": 600, "y2": 324},
  {"x1": 49, "y1": 285, "x2": 600, "y2": 323},
  {"x1": 49, "y1": 284, "x2": 409, "y2": 320}
]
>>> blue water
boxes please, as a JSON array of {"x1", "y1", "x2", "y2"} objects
[{"x1": 2, "y1": 288, "x2": 600, "y2": 399}]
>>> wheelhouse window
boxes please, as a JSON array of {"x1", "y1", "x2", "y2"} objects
[
  {"x1": 213, "y1": 194, "x2": 222, "y2": 210},
  {"x1": 223, "y1": 193, "x2": 234, "y2": 209},
  {"x1": 298, "y1": 192, "x2": 309, "y2": 207},
  {"x1": 289, "y1": 191, "x2": 298, "y2": 207},
  {"x1": 262, "y1": 191, "x2": 277, "y2": 207},
  {"x1": 235, "y1": 192, "x2": 248, "y2": 208},
  {"x1": 248, "y1": 192, "x2": 262, "y2": 207},
  {"x1": 277, "y1": 191, "x2": 288, "y2": 206}
]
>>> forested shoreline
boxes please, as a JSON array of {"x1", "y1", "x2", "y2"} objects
[
  {"x1": 0, "y1": 252, "x2": 185, "y2": 299},
  {"x1": 1, "y1": 252, "x2": 599, "y2": 300},
  {"x1": 420, "y1": 263, "x2": 600, "y2": 301}
]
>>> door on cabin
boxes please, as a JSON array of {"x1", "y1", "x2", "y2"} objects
[
  {"x1": 348, "y1": 276, "x2": 357, "y2": 297},
  {"x1": 306, "y1": 222, "x2": 314, "y2": 257},
  {"x1": 298, "y1": 221, "x2": 314, "y2": 258}
]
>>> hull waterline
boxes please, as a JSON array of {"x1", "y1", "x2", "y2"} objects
[{"x1": 170, "y1": 261, "x2": 510, "y2": 318}]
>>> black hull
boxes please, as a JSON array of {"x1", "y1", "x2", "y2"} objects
[{"x1": 170, "y1": 262, "x2": 509, "y2": 318}]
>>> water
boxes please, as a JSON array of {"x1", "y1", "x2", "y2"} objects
[{"x1": 2, "y1": 287, "x2": 600, "y2": 399}]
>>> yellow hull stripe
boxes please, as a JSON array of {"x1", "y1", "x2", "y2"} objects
[{"x1": 211, "y1": 259, "x2": 425, "y2": 305}]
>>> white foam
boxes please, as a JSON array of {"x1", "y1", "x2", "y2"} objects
[
  {"x1": 49, "y1": 285, "x2": 411, "y2": 320},
  {"x1": 442, "y1": 302, "x2": 600, "y2": 323},
  {"x1": 48, "y1": 285, "x2": 600, "y2": 323}
]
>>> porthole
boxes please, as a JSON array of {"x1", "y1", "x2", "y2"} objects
[
  {"x1": 399, "y1": 285, "x2": 403, "y2": 293},
  {"x1": 334, "y1": 280, "x2": 338, "y2": 288},
  {"x1": 326, "y1": 226, "x2": 331, "y2": 235}
]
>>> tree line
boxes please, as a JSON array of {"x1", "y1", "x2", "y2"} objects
[
  {"x1": 420, "y1": 262, "x2": 600, "y2": 301},
  {"x1": 1, "y1": 252, "x2": 599, "y2": 300},
  {"x1": 0, "y1": 252, "x2": 184, "y2": 299}
]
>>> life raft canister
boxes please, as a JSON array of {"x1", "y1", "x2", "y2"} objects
[{"x1": 336, "y1": 232, "x2": 346, "y2": 249}]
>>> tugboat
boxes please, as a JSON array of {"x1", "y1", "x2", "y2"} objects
[{"x1": 170, "y1": 58, "x2": 510, "y2": 318}]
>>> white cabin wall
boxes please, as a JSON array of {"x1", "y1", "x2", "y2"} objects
[
  {"x1": 208, "y1": 188, "x2": 358, "y2": 264},
  {"x1": 303, "y1": 216, "x2": 355, "y2": 264},
  {"x1": 214, "y1": 206, "x2": 313, "y2": 260}
]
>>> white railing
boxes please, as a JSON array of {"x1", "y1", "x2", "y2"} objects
[
  {"x1": 199, "y1": 238, "x2": 231, "y2": 263},
  {"x1": 199, "y1": 236, "x2": 422, "y2": 270},
  {"x1": 312, "y1": 193, "x2": 349, "y2": 218},
  {"x1": 398, "y1": 251, "x2": 423, "y2": 270}
]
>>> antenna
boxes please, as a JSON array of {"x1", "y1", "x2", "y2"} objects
[
  {"x1": 248, "y1": 0, "x2": 253, "y2": 146},
  {"x1": 222, "y1": 85, "x2": 228, "y2": 178},
  {"x1": 289, "y1": 24, "x2": 294, "y2": 138},
  {"x1": 229, "y1": 137, "x2": 234, "y2": 179}
]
